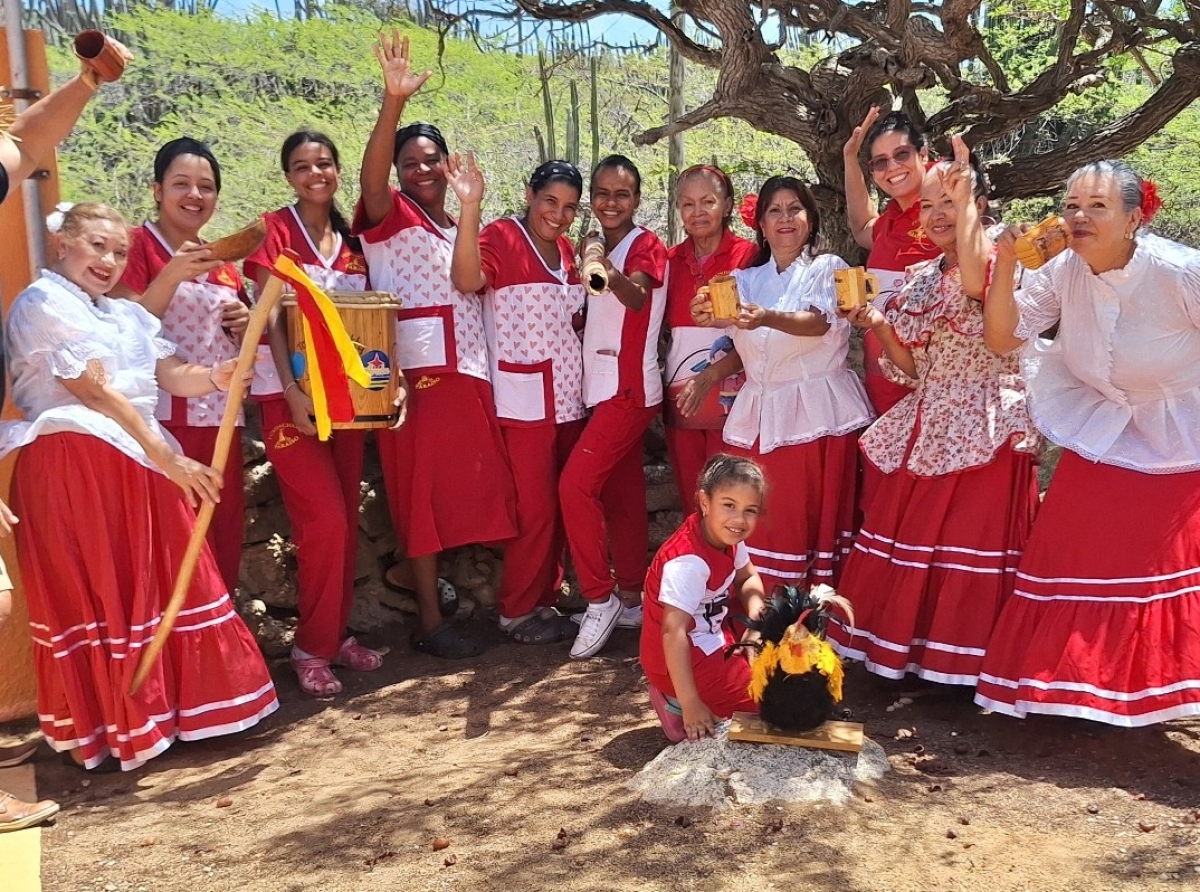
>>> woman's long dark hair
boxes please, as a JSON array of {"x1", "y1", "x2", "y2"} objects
[
  {"x1": 751, "y1": 176, "x2": 820, "y2": 267},
  {"x1": 281, "y1": 129, "x2": 360, "y2": 255}
]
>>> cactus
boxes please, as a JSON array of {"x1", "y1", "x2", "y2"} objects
[
  {"x1": 537, "y1": 48, "x2": 558, "y2": 161},
  {"x1": 566, "y1": 80, "x2": 581, "y2": 167},
  {"x1": 590, "y1": 55, "x2": 601, "y2": 172}
]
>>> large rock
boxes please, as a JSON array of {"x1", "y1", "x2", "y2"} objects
[
  {"x1": 628, "y1": 723, "x2": 889, "y2": 809},
  {"x1": 243, "y1": 460, "x2": 281, "y2": 507},
  {"x1": 244, "y1": 500, "x2": 293, "y2": 545},
  {"x1": 240, "y1": 537, "x2": 297, "y2": 609}
]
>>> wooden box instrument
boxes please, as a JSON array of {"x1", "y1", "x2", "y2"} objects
[
  {"x1": 284, "y1": 290, "x2": 401, "y2": 429},
  {"x1": 708, "y1": 274, "x2": 739, "y2": 321},
  {"x1": 1014, "y1": 215, "x2": 1071, "y2": 269},
  {"x1": 834, "y1": 267, "x2": 879, "y2": 312}
]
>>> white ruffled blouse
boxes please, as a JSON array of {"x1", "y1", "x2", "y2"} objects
[
  {"x1": 0, "y1": 270, "x2": 179, "y2": 471},
  {"x1": 723, "y1": 251, "x2": 874, "y2": 453},
  {"x1": 1014, "y1": 233, "x2": 1200, "y2": 474}
]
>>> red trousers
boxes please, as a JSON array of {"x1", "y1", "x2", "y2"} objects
[
  {"x1": 165, "y1": 423, "x2": 244, "y2": 593},
  {"x1": 497, "y1": 420, "x2": 584, "y2": 619},
  {"x1": 261, "y1": 399, "x2": 364, "y2": 661},
  {"x1": 663, "y1": 424, "x2": 726, "y2": 512},
  {"x1": 644, "y1": 634, "x2": 757, "y2": 719},
  {"x1": 560, "y1": 398, "x2": 658, "y2": 602}
]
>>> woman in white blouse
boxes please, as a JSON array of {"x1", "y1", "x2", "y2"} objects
[
  {"x1": 0, "y1": 203, "x2": 277, "y2": 771},
  {"x1": 979, "y1": 160, "x2": 1200, "y2": 727},
  {"x1": 686, "y1": 176, "x2": 873, "y2": 592}
]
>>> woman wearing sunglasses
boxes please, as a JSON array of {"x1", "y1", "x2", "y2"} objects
[{"x1": 843, "y1": 109, "x2": 942, "y2": 510}]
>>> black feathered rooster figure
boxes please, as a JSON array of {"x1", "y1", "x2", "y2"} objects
[{"x1": 731, "y1": 584, "x2": 854, "y2": 733}]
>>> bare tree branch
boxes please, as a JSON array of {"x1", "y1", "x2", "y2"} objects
[
  {"x1": 509, "y1": 0, "x2": 720, "y2": 65},
  {"x1": 990, "y1": 41, "x2": 1200, "y2": 198},
  {"x1": 428, "y1": 0, "x2": 1200, "y2": 253}
]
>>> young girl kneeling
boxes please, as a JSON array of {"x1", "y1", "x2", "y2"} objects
[{"x1": 640, "y1": 455, "x2": 768, "y2": 742}]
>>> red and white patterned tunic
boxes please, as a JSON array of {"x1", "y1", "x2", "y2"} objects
[
  {"x1": 352, "y1": 188, "x2": 489, "y2": 381},
  {"x1": 244, "y1": 205, "x2": 369, "y2": 397},
  {"x1": 479, "y1": 216, "x2": 586, "y2": 426},
  {"x1": 580, "y1": 226, "x2": 667, "y2": 408},
  {"x1": 120, "y1": 222, "x2": 250, "y2": 427}
]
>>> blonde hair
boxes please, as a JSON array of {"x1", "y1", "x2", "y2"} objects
[{"x1": 58, "y1": 202, "x2": 127, "y2": 239}]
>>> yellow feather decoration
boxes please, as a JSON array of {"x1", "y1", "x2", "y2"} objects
[{"x1": 746, "y1": 624, "x2": 845, "y2": 703}]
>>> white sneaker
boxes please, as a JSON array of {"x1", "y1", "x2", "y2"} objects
[
  {"x1": 569, "y1": 593, "x2": 624, "y2": 659},
  {"x1": 617, "y1": 603, "x2": 643, "y2": 628},
  {"x1": 571, "y1": 603, "x2": 642, "y2": 629}
]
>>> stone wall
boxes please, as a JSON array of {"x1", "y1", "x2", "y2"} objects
[{"x1": 235, "y1": 408, "x2": 684, "y2": 654}]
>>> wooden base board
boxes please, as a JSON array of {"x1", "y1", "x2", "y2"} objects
[{"x1": 728, "y1": 712, "x2": 865, "y2": 753}]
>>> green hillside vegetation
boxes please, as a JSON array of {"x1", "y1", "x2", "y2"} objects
[{"x1": 48, "y1": 5, "x2": 1200, "y2": 248}]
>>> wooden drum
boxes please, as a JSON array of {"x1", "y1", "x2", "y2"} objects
[{"x1": 284, "y1": 290, "x2": 402, "y2": 429}]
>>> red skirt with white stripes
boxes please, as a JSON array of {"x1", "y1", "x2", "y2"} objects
[
  {"x1": 726, "y1": 432, "x2": 859, "y2": 595},
  {"x1": 828, "y1": 441, "x2": 1039, "y2": 684},
  {"x1": 976, "y1": 450, "x2": 1200, "y2": 726},
  {"x1": 11, "y1": 433, "x2": 278, "y2": 771}
]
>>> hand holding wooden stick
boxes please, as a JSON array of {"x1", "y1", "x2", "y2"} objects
[{"x1": 129, "y1": 276, "x2": 286, "y2": 695}]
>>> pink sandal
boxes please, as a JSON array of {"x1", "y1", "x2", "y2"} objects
[
  {"x1": 334, "y1": 636, "x2": 384, "y2": 672},
  {"x1": 291, "y1": 656, "x2": 343, "y2": 698}
]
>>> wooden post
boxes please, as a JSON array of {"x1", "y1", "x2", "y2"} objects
[
  {"x1": 667, "y1": 3, "x2": 686, "y2": 247},
  {"x1": 0, "y1": 25, "x2": 58, "y2": 723},
  {"x1": 129, "y1": 276, "x2": 285, "y2": 695}
]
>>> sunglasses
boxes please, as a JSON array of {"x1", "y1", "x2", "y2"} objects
[{"x1": 868, "y1": 146, "x2": 918, "y2": 173}]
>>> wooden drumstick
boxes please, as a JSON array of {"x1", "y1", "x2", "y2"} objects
[{"x1": 129, "y1": 275, "x2": 286, "y2": 695}]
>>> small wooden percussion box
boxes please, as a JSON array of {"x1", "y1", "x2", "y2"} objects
[{"x1": 284, "y1": 290, "x2": 402, "y2": 429}]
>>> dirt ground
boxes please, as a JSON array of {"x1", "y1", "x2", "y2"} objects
[{"x1": 12, "y1": 613, "x2": 1200, "y2": 892}]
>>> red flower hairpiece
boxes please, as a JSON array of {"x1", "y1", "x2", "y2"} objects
[
  {"x1": 1140, "y1": 180, "x2": 1163, "y2": 223},
  {"x1": 739, "y1": 193, "x2": 758, "y2": 230}
]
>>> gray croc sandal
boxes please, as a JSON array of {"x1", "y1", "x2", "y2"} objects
[
  {"x1": 504, "y1": 607, "x2": 578, "y2": 645},
  {"x1": 411, "y1": 622, "x2": 484, "y2": 659},
  {"x1": 436, "y1": 578, "x2": 460, "y2": 618}
]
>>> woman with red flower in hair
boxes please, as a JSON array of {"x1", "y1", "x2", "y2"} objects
[{"x1": 979, "y1": 160, "x2": 1200, "y2": 727}]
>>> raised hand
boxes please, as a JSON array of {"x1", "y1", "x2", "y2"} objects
[
  {"x1": 939, "y1": 133, "x2": 974, "y2": 207},
  {"x1": 844, "y1": 106, "x2": 881, "y2": 160},
  {"x1": 375, "y1": 30, "x2": 432, "y2": 102},
  {"x1": 446, "y1": 152, "x2": 485, "y2": 206}
]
